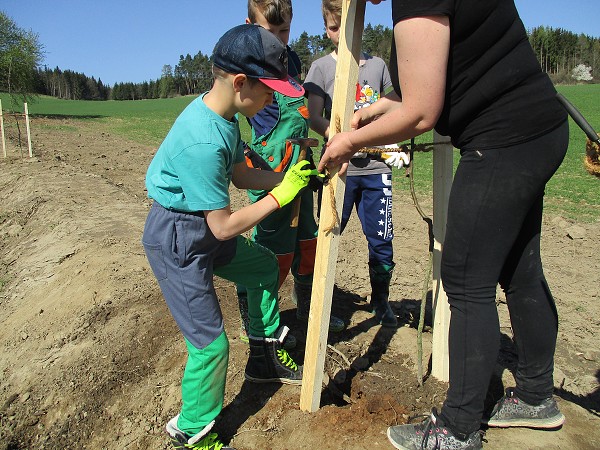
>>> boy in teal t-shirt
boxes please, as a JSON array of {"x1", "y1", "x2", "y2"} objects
[{"x1": 143, "y1": 24, "x2": 317, "y2": 450}]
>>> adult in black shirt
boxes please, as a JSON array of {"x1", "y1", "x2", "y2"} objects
[{"x1": 319, "y1": 1, "x2": 568, "y2": 448}]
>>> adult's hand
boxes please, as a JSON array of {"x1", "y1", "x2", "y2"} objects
[
  {"x1": 350, "y1": 106, "x2": 375, "y2": 131},
  {"x1": 318, "y1": 131, "x2": 357, "y2": 174}
]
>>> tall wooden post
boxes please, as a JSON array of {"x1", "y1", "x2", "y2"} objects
[
  {"x1": 430, "y1": 131, "x2": 453, "y2": 381},
  {"x1": 0, "y1": 99, "x2": 6, "y2": 158},
  {"x1": 299, "y1": 0, "x2": 365, "y2": 412},
  {"x1": 24, "y1": 103, "x2": 32, "y2": 158}
]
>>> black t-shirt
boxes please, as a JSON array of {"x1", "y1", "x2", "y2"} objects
[{"x1": 390, "y1": 0, "x2": 566, "y2": 149}]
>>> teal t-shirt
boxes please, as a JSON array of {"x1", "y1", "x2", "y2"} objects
[{"x1": 145, "y1": 93, "x2": 245, "y2": 212}]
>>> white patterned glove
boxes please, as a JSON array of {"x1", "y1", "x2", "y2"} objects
[{"x1": 382, "y1": 144, "x2": 410, "y2": 169}]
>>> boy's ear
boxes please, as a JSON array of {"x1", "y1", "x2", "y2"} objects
[
  {"x1": 232, "y1": 73, "x2": 248, "y2": 92},
  {"x1": 245, "y1": 18, "x2": 252, "y2": 24}
]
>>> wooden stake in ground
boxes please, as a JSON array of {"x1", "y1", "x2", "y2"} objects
[
  {"x1": 24, "y1": 103, "x2": 32, "y2": 158},
  {"x1": 0, "y1": 99, "x2": 6, "y2": 158},
  {"x1": 299, "y1": 0, "x2": 365, "y2": 413},
  {"x1": 431, "y1": 131, "x2": 453, "y2": 381}
]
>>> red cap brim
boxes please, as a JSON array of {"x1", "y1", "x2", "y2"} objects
[{"x1": 259, "y1": 75, "x2": 305, "y2": 98}]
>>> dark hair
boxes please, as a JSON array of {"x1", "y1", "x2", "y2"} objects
[{"x1": 248, "y1": 0, "x2": 293, "y2": 26}]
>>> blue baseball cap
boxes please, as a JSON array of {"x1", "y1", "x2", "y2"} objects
[{"x1": 212, "y1": 24, "x2": 304, "y2": 98}]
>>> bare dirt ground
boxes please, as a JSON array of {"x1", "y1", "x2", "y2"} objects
[{"x1": 0, "y1": 116, "x2": 599, "y2": 449}]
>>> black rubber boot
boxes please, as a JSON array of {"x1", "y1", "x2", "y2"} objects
[
  {"x1": 245, "y1": 326, "x2": 303, "y2": 385},
  {"x1": 292, "y1": 280, "x2": 311, "y2": 320},
  {"x1": 292, "y1": 280, "x2": 346, "y2": 332},
  {"x1": 369, "y1": 264, "x2": 398, "y2": 328}
]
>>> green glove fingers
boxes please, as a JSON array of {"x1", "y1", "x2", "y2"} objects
[{"x1": 269, "y1": 160, "x2": 323, "y2": 208}]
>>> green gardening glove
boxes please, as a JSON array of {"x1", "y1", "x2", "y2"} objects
[{"x1": 268, "y1": 160, "x2": 324, "y2": 208}]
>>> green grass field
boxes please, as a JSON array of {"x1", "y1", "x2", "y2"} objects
[
  {"x1": 396, "y1": 84, "x2": 600, "y2": 222},
  {"x1": 0, "y1": 95, "x2": 196, "y2": 145},
  {"x1": 2, "y1": 84, "x2": 598, "y2": 222}
]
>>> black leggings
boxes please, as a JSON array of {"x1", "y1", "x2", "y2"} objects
[{"x1": 439, "y1": 121, "x2": 569, "y2": 435}]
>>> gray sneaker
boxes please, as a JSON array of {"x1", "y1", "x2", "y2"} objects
[
  {"x1": 486, "y1": 388, "x2": 565, "y2": 429},
  {"x1": 387, "y1": 409, "x2": 483, "y2": 450}
]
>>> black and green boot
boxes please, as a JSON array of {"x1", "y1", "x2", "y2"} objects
[
  {"x1": 369, "y1": 263, "x2": 398, "y2": 328},
  {"x1": 245, "y1": 326, "x2": 303, "y2": 385}
]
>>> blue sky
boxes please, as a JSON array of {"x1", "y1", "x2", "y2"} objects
[{"x1": 3, "y1": 0, "x2": 599, "y2": 86}]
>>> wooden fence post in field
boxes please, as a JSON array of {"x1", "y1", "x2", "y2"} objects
[
  {"x1": 299, "y1": 0, "x2": 365, "y2": 412},
  {"x1": 0, "y1": 100, "x2": 6, "y2": 158},
  {"x1": 24, "y1": 103, "x2": 32, "y2": 158},
  {"x1": 431, "y1": 132, "x2": 453, "y2": 381}
]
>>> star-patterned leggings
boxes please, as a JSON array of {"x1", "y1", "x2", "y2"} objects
[{"x1": 341, "y1": 172, "x2": 394, "y2": 267}]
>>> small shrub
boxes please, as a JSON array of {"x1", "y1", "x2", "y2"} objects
[{"x1": 572, "y1": 64, "x2": 593, "y2": 82}]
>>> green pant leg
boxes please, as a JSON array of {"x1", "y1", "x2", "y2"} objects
[
  {"x1": 178, "y1": 333, "x2": 228, "y2": 434},
  {"x1": 249, "y1": 189, "x2": 318, "y2": 286},
  {"x1": 290, "y1": 187, "x2": 318, "y2": 285},
  {"x1": 251, "y1": 201, "x2": 298, "y2": 285},
  {"x1": 214, "y1": 236, "x2": 280, "y2": 337}
]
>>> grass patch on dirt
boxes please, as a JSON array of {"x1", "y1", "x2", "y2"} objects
[{"x1": 1, "y1": 85, "x2": 598, "y2": 222}]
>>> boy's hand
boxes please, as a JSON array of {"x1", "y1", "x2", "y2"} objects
[{"x1": 269, "y1": 160, "x2": 324, "y2": 208}]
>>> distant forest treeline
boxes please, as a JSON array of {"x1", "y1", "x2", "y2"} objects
[{"x1": 33, "y1": 25, "x2": 600, "y2": 101}]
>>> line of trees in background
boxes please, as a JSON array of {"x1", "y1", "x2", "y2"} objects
[
  {"x1": 36, "y1": 67, "x2": 110, "y2": 100},
  {"x1": 529, "y1": 26, "x2": 599, "y2": 82},
  {"x1": 1, "y1": 7, "x2": 598, "y2": 104},
  {"x1": 113, "y1": 25, "x2": 599, "y2": 101},
  {"x1": 33, "y1": 51, "x2": 215, "y2": 101},
  {"x1": 35, "y1": 24, "x2": 600, "y2": 102}
]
